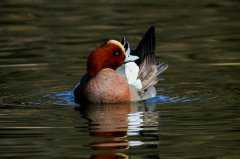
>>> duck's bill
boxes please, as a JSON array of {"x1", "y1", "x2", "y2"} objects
[{"x1": 124, "y1": 54, "x2": 139, "y2": 63}]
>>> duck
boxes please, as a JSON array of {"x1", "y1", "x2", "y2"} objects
[{"x1": 73, "y1": 26, "x2": 168, "y2": 104}]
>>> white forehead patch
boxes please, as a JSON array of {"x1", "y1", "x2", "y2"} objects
[{"x1": 107, "y1": 40, "x2": 125, "y2": 54}]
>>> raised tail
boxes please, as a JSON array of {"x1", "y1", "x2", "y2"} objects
[
  {"x1": 135, "y1": 26, "x2": 168, "y2": 98},
  {"x1": 132, "y1": 26, "x2": 156, "y2": 65}
]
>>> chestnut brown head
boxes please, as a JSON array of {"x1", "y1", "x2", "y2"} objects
[{"x1": 87, "y1": 40, "x2": 126, "y2": 77}]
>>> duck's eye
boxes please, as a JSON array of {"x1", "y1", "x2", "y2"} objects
[{"x1": 112, "y1": 51, "x2": 120, "y2": 56}]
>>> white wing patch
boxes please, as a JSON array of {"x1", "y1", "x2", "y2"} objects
[
  {"x1": 125, "y1": 62, "x2": 142, "y2": 89},
  {"x1": 116, "y1": 62, "x2": 142, "y2": 90}
]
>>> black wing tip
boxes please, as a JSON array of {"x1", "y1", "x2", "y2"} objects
[
  {"x1": 134, "y1": 26, "x2": 156, "y2": 65},
  {"x1": 147, "y1": 25, "x2": 155, "y2": 35},
  {"x1": 121, "y1": 36, "x2": 126, "y2": 44},
  {"x1": 138, "y1": 25, "x2": 156, "y2": 50},
  {"x1": 144, "y1": 25, "x2": 155, "y2": 38},
  {"x1": 121, "y1": 36, "x2": 130, "y2": 52},
  {"x1": 140, "y1": 26, "x2": 155, "y2": 39}
]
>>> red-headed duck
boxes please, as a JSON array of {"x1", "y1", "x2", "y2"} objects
[{"x1": 74, "y1": 26, "x2": 168, "y2": 104}]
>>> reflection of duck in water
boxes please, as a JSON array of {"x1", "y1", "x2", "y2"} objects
[
  {"x1": 80, "y1": 103, "x2": 135, "y2": 150},
  {"x1": 79, "y1": 102, "x2": 159, "y2": 151},
  {"x1": 74, "y1": 26, "x2": 168, "y2": 104},
  {"x1": 90, "y1": 153, "x2": 128, "y2": 159}
]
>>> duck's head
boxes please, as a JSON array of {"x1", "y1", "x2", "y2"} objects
[{"x1": 87, "y1": 39, "x2": 138, "y2": 77}]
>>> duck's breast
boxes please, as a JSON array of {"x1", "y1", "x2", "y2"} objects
[{"x1": 84, "y1": 68, "x2": 131, "y2": 103}]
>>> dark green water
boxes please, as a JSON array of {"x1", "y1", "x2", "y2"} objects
[{"x1": 0, "y1": 0, "x2": 240, "y2": 158}]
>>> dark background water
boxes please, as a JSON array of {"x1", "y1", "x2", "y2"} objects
[{"x1": 0, "y1": 0, "x2": 240, "y2": 158}]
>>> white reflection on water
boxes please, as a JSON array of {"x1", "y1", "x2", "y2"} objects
[{"x1": 128, "y1": 112, "x2": 144, "y2": 136}]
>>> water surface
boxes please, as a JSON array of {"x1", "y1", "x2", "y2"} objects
[{"x1": 0, "y1": 0, "x2": 240, "y2": 158}]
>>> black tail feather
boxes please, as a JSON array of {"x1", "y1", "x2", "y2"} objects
[{"x1": 132, "y1": 26, "x2": 156, "y2": 65}]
